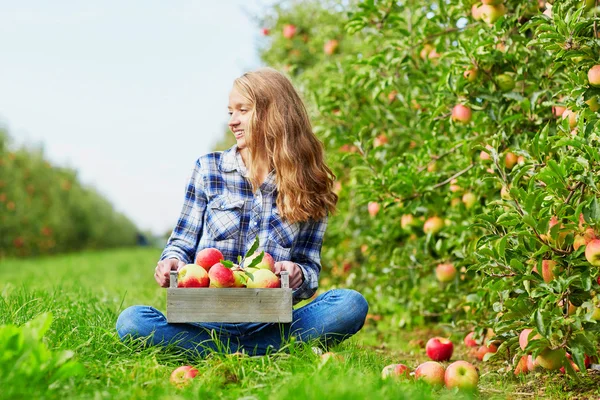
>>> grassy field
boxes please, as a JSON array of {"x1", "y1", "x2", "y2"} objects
[{"x1": 1, "y1": 248, "x2": 598, "y2": 399}]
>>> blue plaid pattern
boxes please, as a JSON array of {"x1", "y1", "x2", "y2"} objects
[{"x1": 160, "y1": 145, "x2": 327, "y2": 303}]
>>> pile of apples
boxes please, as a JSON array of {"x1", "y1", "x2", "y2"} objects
[
  {"x1": 177, "y1": 247, "x2": 280, "y2": 289},
  {"x1": 381, "y1": 337, "x2": 479, "y2": 391}
]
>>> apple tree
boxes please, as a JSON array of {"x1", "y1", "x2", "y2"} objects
[{"x1": 259, "y1": 0, "x2": 600, "y2": 374}]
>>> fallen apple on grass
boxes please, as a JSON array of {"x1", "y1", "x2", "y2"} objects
[
  {"x1": 464, "y1": 332, "x2": 479, "y2": 348},
  {"x1": 415, "y1": 361, "x2": 446, "y2": 386},
  {"x1": 381, "y1": 363, "x2": 411, "y2": 380},
  {"x1": 170, "y1": 365, "x2": 199, "y2": 388},
  {"x1": 445, "y1": 361, "x2": 479, "y2": 390},
  {"x1": 535, "y1": 347, "x2": 566, "y2": 370},
  {"x1": 473, "y1": 344, "x2": 497, "y2": 361},
  {"x1": 426, "y1": 337, "x2": 454, "y2": 361}
]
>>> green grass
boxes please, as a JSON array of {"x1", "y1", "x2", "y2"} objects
[{"x1": 0, "y1": 248, "x2": 598, "y2": 399}]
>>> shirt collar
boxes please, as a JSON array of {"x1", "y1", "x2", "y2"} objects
[
  {"x1": 219, "y1": 145, "x2": 239, "y2": 173},
  {"x1": 220, "y1": 144, "x2": 277, "y2": 192}
]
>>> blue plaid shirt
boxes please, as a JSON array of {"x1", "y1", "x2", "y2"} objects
[{"x1": 160, "y1": 145, "x2": 327, "y2": 303}]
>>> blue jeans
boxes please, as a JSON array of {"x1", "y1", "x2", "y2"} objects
[{"x1": 116, "y1": 289, "x2": 368, "y2": 357}]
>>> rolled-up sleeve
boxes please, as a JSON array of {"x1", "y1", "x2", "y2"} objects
[
  {"x1": 160, "y1": 159, "x2": 207, "y2": 264},
  {"x1": 291, "y1": 216, "x2": 328, "y2": 303}
]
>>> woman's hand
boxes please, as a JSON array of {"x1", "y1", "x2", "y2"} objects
[
  {"x1": 155, "y1": 258, "x2": 185, "y2": 288},
  {"x1": 273, "y1": 261, "x2": 305, "y2": 289}
]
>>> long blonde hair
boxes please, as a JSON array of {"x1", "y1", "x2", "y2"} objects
[{"x1": 233, "y1": 67, "x2": 337, "y2": 223}]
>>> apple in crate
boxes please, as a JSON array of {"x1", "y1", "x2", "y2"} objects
[
  {"x1": 246, "y1": 269, "x2": 280, "y2": 288},
  {"x1": 195, "y1": 248, "x2": 224, "y2": 272},
  {"x1": 177, "y1": 264, "x2": 209, "y2": 288},
  {"x1": 244, "y1": 251, "x2": 275, "y2": 272},
  {"x1": 232, "y1": 269, "x2": 247, "y2": 287},
  {"x1": 208, "y1": 263, "x2": 235, "y2": 288},
  {"x1": 170, "y1": 365, "x2": 199, "y2": 387}
]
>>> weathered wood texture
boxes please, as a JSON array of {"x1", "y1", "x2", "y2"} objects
[{"x1": 167, "y1": 270, "x2": 292, "y2": 323}]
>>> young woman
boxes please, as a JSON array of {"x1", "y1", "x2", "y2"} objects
[{"x1": 116, "y1": 68, "x2": 368, "y2": 356}]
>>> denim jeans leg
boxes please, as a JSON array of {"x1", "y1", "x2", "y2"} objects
[
  {"x1": 116, "y1": 305, "x2": 242, "y2": 356},
  {"x1": 234, "y1": 289, "x2": 369, "y2": 354}
]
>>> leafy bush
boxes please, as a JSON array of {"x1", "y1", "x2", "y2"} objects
[{"x1": 0, "y1": 312, "x2": 84, "y2": 398}]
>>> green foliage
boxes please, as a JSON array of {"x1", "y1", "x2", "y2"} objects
[
  {"x1": 258, "y1": 0, "x2": 600, "y2": 375},
  {"x1": 0, "y1": 127, "x2": 139, "y2": 257},
  {"x1": 0, "y1": 313, "x2": 84, "y2": 398}
]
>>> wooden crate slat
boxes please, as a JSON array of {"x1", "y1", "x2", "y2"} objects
[{"x1": 167, "y1": 288, "x2": 293, "y2": 323}]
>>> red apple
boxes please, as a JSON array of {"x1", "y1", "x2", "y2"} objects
[
  {"x1": 535, "y1": 347, "x2": 566, "y2": 370},
  {"x1": 585, "y1": 239, "x2": 600, "y2": 266},
  {"x1": 381, "y1": 363, "x2": 411, "y2": 379},
  {"x1": 195, "y1": 248, "x2": 224, "y2": 272},
  {"x1": 244, "y1": 252, "x2": 275, "y2": 272},
  {"x1": 282, "y1": 24, "x2": 297, "y2": 39},
  {"x1": 232, "y1": 270, "x2": 246, "y2": 288},
  {"x1": 452, "y1": 104, "x2": 472, "y2": 123},
  {"x1": 246, "y1": 269, "x2": 280, "y2": 288},
  {"x1": 526, "y1": 354, "x2": 540, "y2": 372},
  {"x1": 562, "y1": 109, "x2": 577, "y2": 129},
  {"x1": 368, "y1": 202, "x2": 380, "y2": 217},
  {"x1": 573, "y1": 234, "x2": 587, "y2": 251},
  {"x1": 445, "y1": 361, "x2": 479, "y2": 390},
  {"x1": 541, "y1": 260, "x2": 559, "y2": 283},
  {"x1": 519, "y1": 328, "x2": 541, "y2": 351},
  {"x1": 177, "y1": 264, "x2": 210, "y2": 288},
  {"x1": 514, "y1": 355, "x2": 529, "y2": 376},
  {"x1": 474, "y1": 344, "x2": 497, "y2": 361},
  {"x1": 553, "y1": 104, "x2": 566, "y2": 117},
  {"x1": 464, "y1": 332, "x2": 479, "y2": 347},
  {"x1": 435, "y1": 263, "x2": 457, "y2": 283},
  {"x1": 324, "y1": 39, "x2": 339, "y2": 55},
  {"x1": 373, "y1": 134, "x2": 388, "y2": 147},
  {"x1": 505, "y1": 152, "x2": 518, "y2": 169},
  {"x1": 423, "y1": 216, "x2": 444, "y2": 235},
  {"x1": 208, "y1": 263, "x2": 235, "y2": 288},
  {"x1": 472, "y1": 4, "x2": 483, "y2": 20},
  {"x1": 170, "y1": 365, "x2": 199, "y2": 387},
  {"x1": 588, "y1": 65, "x2": 600, "y2": 87},
  {"x1": 426, "y1": 337, "x2": 454, "y2": 361},
  {"x1": 415, "y1": 361, "x2": 446, "y2": 386},
  {"x1": 261, "y1": 27, "x2": 270, "y2": 36}
]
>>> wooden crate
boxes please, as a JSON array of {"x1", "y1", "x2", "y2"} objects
[{"x1": 167, "y1": 270, "x2": 292, "y2": 323}]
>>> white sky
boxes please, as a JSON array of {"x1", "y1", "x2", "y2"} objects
[{"x1": 0, "y1": 1, "x2": 274, "y2": 235}]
